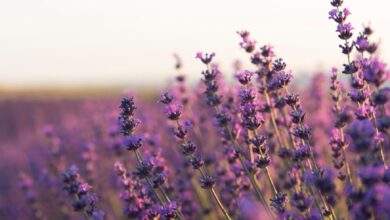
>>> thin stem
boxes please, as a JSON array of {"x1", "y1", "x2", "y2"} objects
[
  {"x1": 279, "y1": 103, "x2": 297, "y2": 149},
  {"x1": 210, "y1": 188, "x2": 232, "y2": 220},
  {"x1": 284, "y1": 88, "x2": 320, "y2": 171},
  {"x1": 134, "y1": 150, "x2": 165, "y2": 204},
  {"x1": 340, "y1": 128, "x2": 353, "y2": 184},
  {"x1": 261, "y1": 77, "x2": 287, "y2": 148},
  {"x1": 146, "y1": 178, "x2": 165, "y2": 205},
  {"x1": 372, "y1": 112, "x2": 388, "y2": 170},
  {"x1": 263, "y1": 167, "x2": 278, "y2": 196},
  {"x1": 318, "y1": 190, "x2": 337, "y2": 220},
  {"x1": 198, "y1": 168, "x2": 232, "y2": 220},
  {"x1": 252, "y1": 130, "x2": 278, "y2": 197},
  {"x1": 174, "y1": 118, "x2": 232, "y2": 220},
  {"x1": 213, "y1": 106, "x2": 269, "y2": 205},
  {"x1": 227, "y1": 127, "x2": 275, "y2": 218}
]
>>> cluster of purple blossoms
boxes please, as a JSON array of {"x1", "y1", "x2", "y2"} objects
[
  {"x1": 114, "y1": 161, "x2": 162, "y2": 219},
  {"x1": 118, "y1": 96, "x2": 184, "y2": 219},
  {"x1": 62, "y1": 165, "x2": 105, "y2": 220},
  {"x1": 160, "y1": 92, "x2": 232, "y2": 220}
]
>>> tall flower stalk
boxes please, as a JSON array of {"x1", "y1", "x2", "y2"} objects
[
  {"x1": 118, "y1": 97, "x2": 184, "y2": 220},
  {"x1": 160, "y1": 92, "x2": 232, "y2": 220},
  {"x1": 62, "y1": 165, "x2": 105, "y2": 220},
  {"x1": 329, "y1": 67, "x2": 354, "y2": 184},
  {"x1": 329, "y1": 0, "x2": 388, "y2": 170},
  {"x1": 196, "y1": 52, "x2": 275, "y2": 218}
]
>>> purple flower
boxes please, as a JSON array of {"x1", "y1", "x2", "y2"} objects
[
  {"x1": 347, "y1": 119, "x2": 375, "y2": 153},
  {"x1": 238, "y1": 88, "x2": 257, "y2": 104},
  {"x1": 196, "y1": 51, "x2": 216, "y2": 65},
  {"x1": 260, "y1": 44, "x2": 275, "y2": 58},
  {"x1": 355, "y1": 34, "x2": 369, "y2": 52},
  {"x1": 180, "y1": 141, "x2": 197, "y2": 156},
  {"x1": 159, "y1": 92, "x2": 174, "y2": 104},
  {"x1": 339, "y1": 41, "x2": 354, "y2": 54},
  {"x1": 173, "y1": 125, "x2": 187, "y2": 139},
  {"x1": 119, "y1": 96, "x2": 137, "y2": 118},
  {"x1": 201, "y1": 68, "x2": 219, "y2": 82},
  {"x1": 270, "y1": 193, "x2": 288, "y2": 214},
  {"x1": 235, "y1": 70, "x2": 254, "y2": 85},
  {"x1": 337, "y1": 23, "x2": 353, "y2": 40},
  {"x1": 189, "y1": 155, "x2": 204, "y2": 169},
  {"x1": 328, "y1": 9, "x2": 338, "y2": 20},
  {"x1": 355, "y1": 104, "x2": 374, "y2": 120},
  {"x1": 237, "y1": 30, "x2": 250, "y2": 40},
  {"x1": 292, "y1": 144, "x2": 311, "y2": 162},
  {"x1": 200, "y1": 175, "x2": 216, "y2": 189},
  {"x1": 165, "y1": 104, "x2": 182, "y2": 121},
  {"x1": 284, "y1": 93, "x2": 300, "y2": 107},
  {"x1": 330, "y1": 0, "x2": 343, "y2": 7},
  {"x1": 373, "y1": 133, "x2": 385, "y2": 146},
  {"x1": 362, "y1": 57, "x2": 389, "y2": 87},
  {"x1": 239, "y1": 39, "x2": 257, "y2": 53},
  {"x1": 358, "y1": 166, "x2": 384, "y2": 186},
  {"x1": 331, "y1": 67, "x2": 338, "y2": 75},
  {"x1": 133, "y1": 160, "x2": 154, "y2": 179},
  {"x1": 290, "y1": 108, "x2": 306, "y2": 124},
  {"x1": 62, "y1": 165, "x2": 104, "y2": 218},
  {"x1": 62, "y1": 165, "x2": 79, "y2": 184},
  {"x1": 123, "y1": 135, "x2": 143, "y2": 151},
  {"x1": 291, "y1": 125, "x2": 312, "y2": 140},
  {"x1": 290, "y1": 191, "x2": 312, "y2": 212},
  {"x1": 268, "y1": 71, "x2": 293, "y2": 90},
  {"x1": 254, "y1": 154, "x2": 271, "y2": 168},
  {"x1": 237, "y1": 31, "x2": 257, "y2": 53},
  {"x1": 214, "y1": 108, "x2": 232, "y2": 127},
  {"x1": 372, "y1": 88, "x2": 389, "y2": 106},
  {"x1": 273, "y1": 58, "x2": 287, "y2": 71},
  {"x1": 242, "y1": 113, "x2": 264, "y2": 130},
  {"x1": 348, "y1": 87, "x2": 370, "y2": 104},
  {"x1": 328, "y1": 8, "x2": 350, "y2": 23},
  {"x1": 305, "y1": 168, "x2": 336, "y2": 195},
  {"x1": 160, "y1": 202, "x2": 178, "y2": 219}
]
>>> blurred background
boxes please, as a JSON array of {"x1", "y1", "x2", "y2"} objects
[{"x1": 1, "y1": 0, "x2": 389, "y2": 94}]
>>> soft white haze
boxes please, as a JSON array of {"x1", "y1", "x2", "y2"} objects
[{"x1": 1, "y1": 0, "x2": 389, "y2": 88}]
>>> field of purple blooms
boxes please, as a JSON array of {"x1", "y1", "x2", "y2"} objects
[{"x1": 1, "y1": 1, "x2": 390, "y2": 220}]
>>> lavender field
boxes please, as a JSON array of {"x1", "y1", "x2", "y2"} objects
[{"x1": 1, "y1": 0, "x2": 390, "y2": 219}]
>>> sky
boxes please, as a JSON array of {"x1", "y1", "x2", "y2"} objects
[{"x1": 1, "y1": 0, "x2": 389, "y2": 88}]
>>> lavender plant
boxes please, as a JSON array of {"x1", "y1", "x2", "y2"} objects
[{"x1": 6, "y1": 0, "x2": 389, "y2": 220}]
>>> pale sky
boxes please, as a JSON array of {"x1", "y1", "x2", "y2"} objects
[{"x1": 1, "y1": 0, "x2": 389, "y2": 88}]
